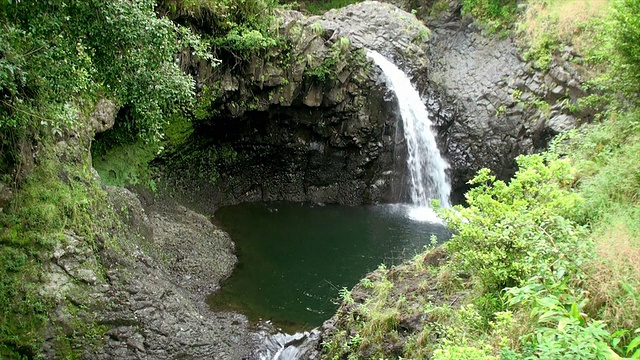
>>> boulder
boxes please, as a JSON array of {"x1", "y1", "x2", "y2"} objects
[{"x1": 89, "y1": 98, "x2": 116, "y2": 134}]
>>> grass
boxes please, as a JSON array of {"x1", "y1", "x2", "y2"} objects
[
  {"x1": 461, "y1": 0, "x2": 518, "y2": 35},
  {"x1": 516, "y1": 0, "x2": 610, "y2": 70},
  {"x1": 554, "y1": 109, "x2": 640, "y2": 340},
  {"x1": 321, "y1": 251, "x2": 468, "y2": 359},
  {"x1": 585, "y1": 221, "x2": 640, "y2": 331},
  {"x1": 92, "y1": 114, "x2": 194, "y2": 190}
]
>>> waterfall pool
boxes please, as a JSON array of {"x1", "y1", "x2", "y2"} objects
[{"x1": 207, "y1": 202, "x2": 451, "y2": 332}]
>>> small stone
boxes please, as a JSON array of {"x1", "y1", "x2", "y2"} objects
[
  {"x1": 551, "y1": 85, "x2": 565, "y2": 95},
  {"x1": 547, "y1": 114, "x2": 578, "y2": 133},
  {"x1": 126, "y1": 333, "x2": 146, "y2": 352}
]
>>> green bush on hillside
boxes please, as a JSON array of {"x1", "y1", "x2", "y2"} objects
[
  {"x1": 161, "y1": 0, "x2": 280, "y2": 58},
  {"x1": 611, "y1": 0, "x2": 640, "y2": 97},
  {"x1": 0, "y1": 0, "x2": 208, "y2": 142},
  {"x1": 0, "y1": 156, "x2": 116, "y2": 358},
  {"x1": 461, "y1": 0, "x2": 518, "y2": 31},
  {"x1": 443, "y1": 154, "x2": 587, "y2": 295}
]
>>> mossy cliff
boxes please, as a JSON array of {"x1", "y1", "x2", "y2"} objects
[{"x1": 1, "y1": 99, "x2": 254, "y2": 358}]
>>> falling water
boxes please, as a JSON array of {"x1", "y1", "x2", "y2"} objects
[{"x1": 367, "y1": 50, "x2": 451, "y2": 217}]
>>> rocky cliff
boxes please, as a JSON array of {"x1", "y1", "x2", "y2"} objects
[
  {"x1": 29, "y1": 102, "x2": 256, "y2": 359},
  {"x1": 158, "y1": 2, "x2": 436, "y2": 209},
  {"x1": 161, "y1": 1, "x2": 587, "y2": 207},
  {"x1": 425, "y1": 11, "x2": 588, "y2": 194}
]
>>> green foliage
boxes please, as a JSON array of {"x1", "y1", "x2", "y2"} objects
[
  {"x1": 310, "y1": 22, "x2": 325, "y2": 35},
  {"x1": 515, "y1": 0, "x2": 608, "y2": 74},
  {"x1": 162, "y1": 0, "x2": 280, "y2": 59},
  {"x1": 0, "y1": 0, "x2": 207, "y2": 143},
  {"x1": 461, "y1": 0, "x2": 518, "y2": 32},
  {"x1": 553, "y1": 110, "x2": 640, "y2": 226},
  {"x1": 507, "y1": 278, "x2": 615, "y2": 360},
  {"x1": 193, "y1": 83, "x2": 224, "y2": 121},
  {"x1": 442, "y1": 154, "x2": 586, "y2": 294},
  {"x1": 214, "y1": 27, "x2": 278, "y2": 57},
  {"x1": 610, "y1": 0, "x2": 640, "y2": 97},
  {"x1": 92, "y1": 140, "x2": 160, "y2": 190},
  {"x1": 564, "y1": 0, "x2": 640, "y2": 104},
  {"x1": 92, "y1": 114, "x2": 195, "y2": 189},
  {"x1": 339, "y1": 287, "x2": 355, "y2": 305},
  {"x1": 301, "y1": 0, "x2": 364, "y2": 15},
  {"x1": 522, "y1": 32, "x2": 558, "y2": 71},
  {"x1": 306, "y1": 57, "x2": 338, "y2": 83},
  {"x1": 619, "y1": 330, "x2": 640, "y2": 358},
  {"x1": 433, "y1": 345, "x2": 498, "y2": 360},
  {"x1": 549, "y1": 109, "x2": 640, "y2": 338}
]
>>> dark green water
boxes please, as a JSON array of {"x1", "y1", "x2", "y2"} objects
[{"x1": 207, "y1": 202, "x2": 450, "y2": 332}]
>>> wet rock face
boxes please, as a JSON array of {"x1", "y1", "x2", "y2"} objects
[
  {"x1": 251, "y1": 325, "x2": 322, "y2": 360},
  {"x1": 177, "y1": 100, "x2": 400, "y2": 207}
]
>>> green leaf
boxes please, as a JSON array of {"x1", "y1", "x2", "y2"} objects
[
  {"x1": 570, "y1": 303, "x2": 580, "y2": 320},
  {"x1": 627, "y1": 335, "x2": 640, "y2": 356}
]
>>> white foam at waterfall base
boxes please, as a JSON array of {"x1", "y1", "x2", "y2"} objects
[
  {"x1": 367, "y1": 50, "x2": 451, "y2": 220},
  {"x1": 385, "y1": 203, "x2": 444, "y2": 224},
  {"x1": 406, "y1": 205, "x2": 443, "y2": 223}
]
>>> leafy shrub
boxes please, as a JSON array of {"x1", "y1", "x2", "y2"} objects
[
  {"x1": 162, "y1": 0, "x2": 280, "y2": 59},
  {"x1": 461, "y1": 0, "x2": 518, "y2": 32},
  {"x1": 434, "y1": 345, "x2": 498, "y2": 360},
  {"x1": 507, "y1": 279, "x2": 615, "y2": 360},
  {"x1": 516, "y1": 0, "x2": 609, "y2": 71},
  {"x1": 610, "y1": 0, "x2": 640, "y2": 96},
  {"x1": 215, "y1": 27, "x2": 278, "y2": 56},
  {"x1": 442, "y1": 154, "x2": 587, "y2": 294},
  {"x1": 1, "y1": 0, "x2": 206, "y2": 142}
]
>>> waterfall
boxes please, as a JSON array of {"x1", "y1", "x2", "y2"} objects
[{"x1": 367, "y1": 50, "x2": 451, "y2": 215}]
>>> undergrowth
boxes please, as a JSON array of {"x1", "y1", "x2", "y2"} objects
[
  {"x1": 322, "y1": 126, "x2": 640, "y2": 359},
  {"x1": 516, "y1": 0, "x2": 609, "y2": 71}
]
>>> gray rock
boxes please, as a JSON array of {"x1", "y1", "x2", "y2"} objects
[
  {"x1": 39, "y1": 186, "x2": 257, "y2": 359},
  {"x1": 424, "y1": 15, "x2": 585, "y2": 192},
  {"x1": 89, "y1": 98, "x2": 116, "y2": 134},
  {"x1": 316, "y1": 1, "x2": 431, "y2": 77},
  {"x1": 546, "y1": 114, "x2": 578, "y2": 133}
]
